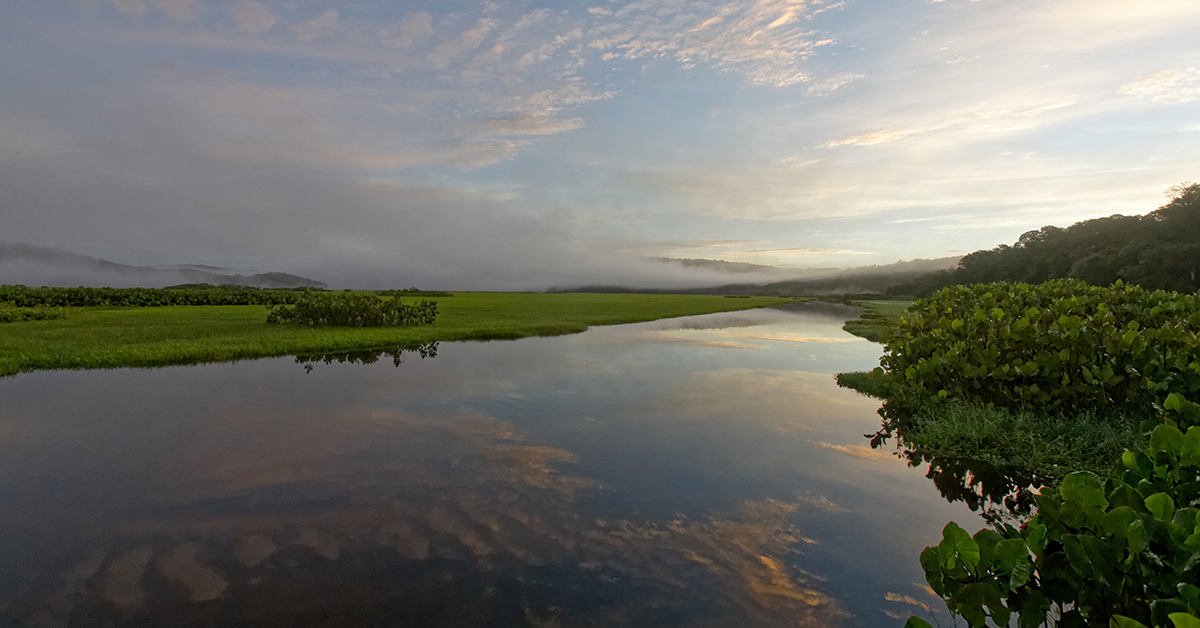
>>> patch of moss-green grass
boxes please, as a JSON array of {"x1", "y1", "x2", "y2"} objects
[
  {"x1": 0, "y1": 292, "x2": 791, "y2": 376},
  {"x1": 840, "y1": 299, "x2": 913, "y2": 343},
  {"x1": 835, "y1": 369, "x2": 890, "y2": 398},
  {"x1": 906, "y1": 400, "x2": 1146, "y2": 490}
]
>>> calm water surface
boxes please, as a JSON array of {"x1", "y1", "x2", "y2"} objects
[{"x1": 0, "y1": 304, "x2": 982, "y2": 627}]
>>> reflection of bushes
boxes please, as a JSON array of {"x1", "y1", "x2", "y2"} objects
[
  {"x1": 267, "y1": 293, "x2": 438, "y2": 327},
  {"x1": 294, "y1": 343, "x2": 439, "y2": 370},
  {"x1": 0, "y1": 301, "x2": 67, "y2": 323}
]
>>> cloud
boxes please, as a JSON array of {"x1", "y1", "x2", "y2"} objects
[
  {"x1": 481, "y1": 114, "x2": 584, "y2": 136},
  {"x1": 151, "y1": 0, "x2": 197, "y2": 22},
  {"x1": 587, "y1": 0, "x2": 841, "y2": 87},
  {"x1": 429, "y1": 18, "x2": 498, "y2": 70},
  {"x1": 805, "y1": 73, "x2": 863, "y2": 96},
  {"x1": 820, "y1": 102, "x2": 1075, "y2": 148},
  {"x1": 378, "y1": 11, "x2": 433, "y2": 48},
  {"x1": 230, "y1": 0, "x2": 274, "y2": 33},
  {"x1": 293, "y1": 9, "x2": 339, "y2": 43},
  {"x1": 107, "y1": 0, "x2": 146, "y2": 17},
  {"x1": 816, "y1": 442, "x2": 895, "y2": 462},
  {"x1": 1118, "y1": 68, "x2": 1200, "y2": 105}
]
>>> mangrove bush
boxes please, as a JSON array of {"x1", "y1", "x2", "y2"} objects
[
  {"x1": 266, "y1": 293, "x2": 438, "y2": 327},
  {"x1": 882, "y1": 279, "x2": 1200, "y2": 418},
  {"x1": 0, "y1": 301, "x2": 67, "y2": 323}
]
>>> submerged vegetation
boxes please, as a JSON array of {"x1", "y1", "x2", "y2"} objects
[{"x1": 0, "y1": 292, "x2": 790, "y2": 377}]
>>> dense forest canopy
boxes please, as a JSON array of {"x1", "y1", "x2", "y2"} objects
[{"x1": 889, "y1": 183, "x2": 1200, "y2": 297}]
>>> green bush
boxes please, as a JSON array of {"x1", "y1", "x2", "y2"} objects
[
  {"x1": 0, "y1": 301, "x2": 68, "y2": 323},
  {"x1": 0, "y1": 285, "x2": 300, "y2": 307},
  {"x1": 912, "y1": 395, "x2": 1200, "y2": 628},
  {"x1": 266, "y1": 293, "x2": 438, "y2": 327},
  {"x1": 882, "y1": 280, "x2": 1200, "y2": 418}
]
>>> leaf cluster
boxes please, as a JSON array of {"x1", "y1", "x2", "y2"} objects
[
  {"x1": 915, "y1": 396, "x2": 1200, "y2": 628},
  {"x1": 0, "y1": 285, "x2": 302, "y2": 307},
  {"x1": 266, "y1": 293, "x2": 439, "y2": 327},
  {"x1": 882, "y1": 280, "x2": 1200, "y2": 418}
]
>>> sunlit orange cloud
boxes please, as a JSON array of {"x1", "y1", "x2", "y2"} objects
[{"x1": 815, "y1": 441, "x2": 897, "y2": 462}]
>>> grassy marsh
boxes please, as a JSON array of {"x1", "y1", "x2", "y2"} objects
[
  {"x1": 0, "y1": 292, "x2": 791, "y2": 377},
  {"x1": 839, "y1": 299, "x2": 912, "y2": 343}
]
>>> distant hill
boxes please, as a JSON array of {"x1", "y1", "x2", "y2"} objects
[
  {"x1": 650, "y1": 257, "x2": 800, "y2": 275},
  {"x1": 0, "y1": 242, "x2": 327, "y2": 289},
  {"x1": 560, "y1": 256, "x2": 960, "y2": 296},
  {"x1": 887, "y1": 182, "x2": 1200, "y2": 297}
]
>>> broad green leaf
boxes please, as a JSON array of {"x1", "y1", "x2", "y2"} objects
[
  {"x1": 1128, "y1": 519, "x2": 1149, "y2": 557},
  {"x1": 1063, "y1": 534, "x2": 1111, "y2": 584},
  {"x1": 939, "y1": 522, "x2": 980, "y2": 571},
  {"x1": 1060, "y1": 472, "x2": 1108, "y2": 528},
  {"x1": 905, "y1": 617, "x2": 935, "y2": 628},
  {"x1": 1146, "y1": 492, "x2": 1176, "y2": 521},
  {"x1": 1182, "y1": 428, "x2": 1200, "y2": 467},
  {"x1": 1152, "y1": 425, "x2": 1186, "y2": 455},
  {"x1": 1111, "y1": 615, "x2": 1151, "y2": 628},
  {"x1": 1179, "y1": 584, "x2": 1200, "y2": 615},
  {"x1": 955, "y1": 583, "x2": 1000, "y2": 628},
  {"x1": 1061, "y1": 472, "x2": 1108, "y2": 508},
  {"x1": 972, "y1": 528, "x2": 1002, "y2": 571},
  {"x1": 1170, "y1": 613, "x2": 1200, "y2": 628}
]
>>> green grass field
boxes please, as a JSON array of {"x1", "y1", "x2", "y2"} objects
[
  {"x1": 840, "y1": 299, "x2": 913, "y2": 343},
  {"x1": 0, "y1": 293, "x2": 791, "y2": 377}
]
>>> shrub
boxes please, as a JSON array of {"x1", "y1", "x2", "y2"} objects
[
  {"x1": 0, "y1": 285, "x2": 300, "y2": 307},
  {"x1": 881, "y1": 280, "x2": 1200, "y2": 418},
  {"x1": 0, "y1": 301, "x2": 68, "y2": 323},
  {"x1": 266, "y1": 293, "x2": 438, "y2": 327}
]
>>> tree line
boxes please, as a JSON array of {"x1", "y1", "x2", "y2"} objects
[{"x1": 889, "y1": 183, "x2": 1200, "y2": 297}]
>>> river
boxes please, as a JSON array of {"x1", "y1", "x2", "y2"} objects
[{"x1": 0, "y1": 304, "x2": 983, "y2": 627}]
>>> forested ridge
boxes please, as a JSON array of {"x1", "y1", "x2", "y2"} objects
[{"x1": 889, "y1": 183, "x2": 1200, "y2": 297}]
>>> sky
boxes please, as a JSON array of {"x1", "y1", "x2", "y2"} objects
[{"x1": 1, "y1": 0, "x2": 1198, "y2": 289}]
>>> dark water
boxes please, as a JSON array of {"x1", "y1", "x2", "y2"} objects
[{"x1": 0, "y1": 305, "x2": 982, "y2": 627}]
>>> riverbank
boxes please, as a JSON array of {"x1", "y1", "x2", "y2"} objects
[{"x1": 0, "y1": 292, "x2": 792, "y2": 377}]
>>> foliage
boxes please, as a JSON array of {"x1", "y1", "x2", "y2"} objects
[
  {"x1": 881, "y1": 279, "x2": 1200, "y2": 418},
  {"x1": 266, "y1": 293, "x2": 438, "y2": 327},
  {"x1": 0, "y1": 301, "x2": 68, "y2": 323},
  {"x1": 0, "y1": 285, "x2": 301, "y2": 307},
  {"x1": 915, "y1": 396, "x2": 1200, "y2": 628},
  {"x1": 889, "y1": 183, "x2": 1200, "y2": 297}
]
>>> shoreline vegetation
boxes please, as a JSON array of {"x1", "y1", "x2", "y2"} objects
[
  {"x1": 839, "y1": 283, "x2": 1200, "y2": 628},
  {"x1": 0, "y1": 291, "x2": 791, "y2": 377}
]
